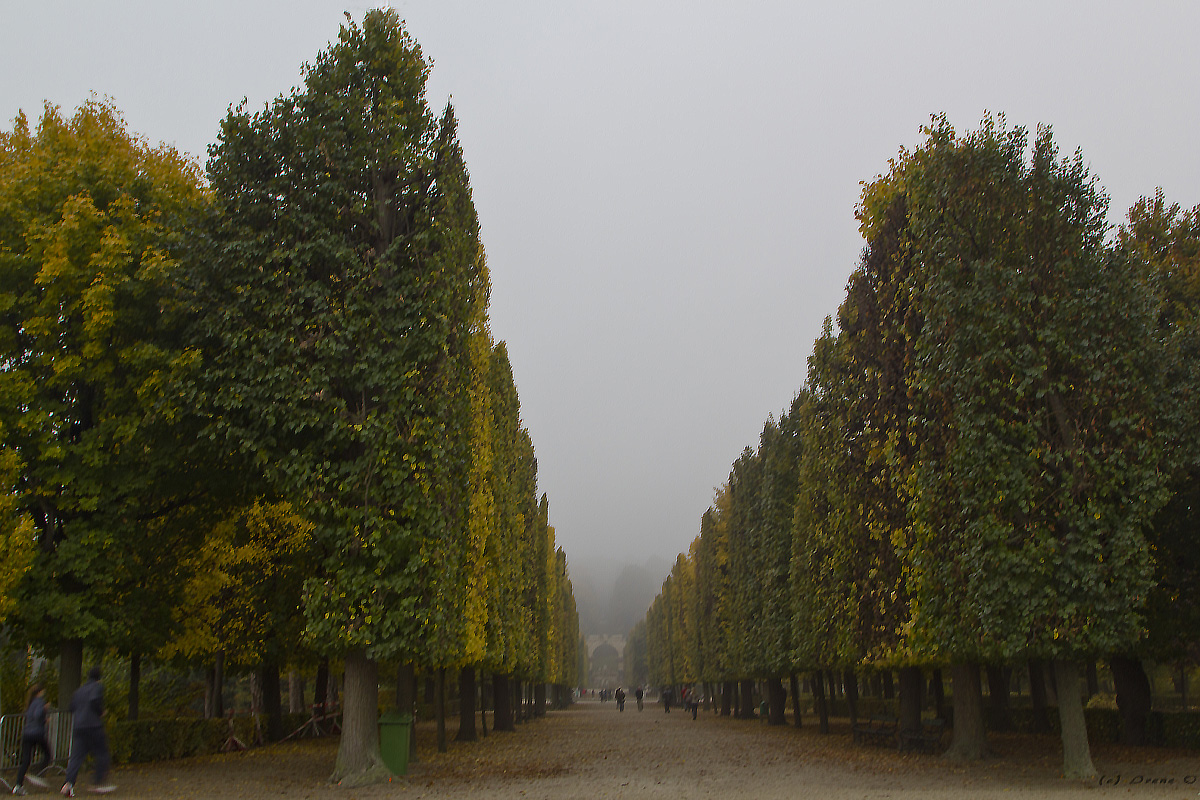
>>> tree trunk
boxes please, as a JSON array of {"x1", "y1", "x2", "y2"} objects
[
  {"x1": 844, "y1": 670, "x2": 859, "y2": 731},
  {"x1": 214, "y1": 651, "x2": 226, "y2": 717},
  {"x1": 1044, "y1": 660, "x2": 1058, "y2": 706},
  {"x1": 931, "y1": 669, "x2": 946, "y2": 720},
  {"x1": 288, "y1": 668, "x2": 304, "y2": 714},
  {"x1": 945, "y1": 663, "x2": 989, "y2": 760},
  {"x1": 330, "y1": 649, "x2": 389, "y2": 786},
  {"x1": 1111, "y1": 656, "x2": 1152, "y2": 746},
  {"x1": 535, "y1": 682, "x2": 547, "y2": 717},
  {"x1": 1054, "y1": 660, "x2": 1098, "y2": 781},
  {"x1": 720, "y1": 681, "x2": 733, "y2": 716},
  {"x1": 1086, "y1": 661, "x2": 1099, "y2": 700},
  {"x1": 315, "y1": 658, "x2": 329, "y2": 711},
  {"x1": 1028, "y1": 659, "x2": 1052, "y2": 733},
  {"x1": 250, "y1": 670, "x2": 263, "y2": 714},
  {"x1": 882, "y1": 670, "x2": 895, "y2": 700},
  {"x1": 813, "y1": 670, "x2": 830, "y2": 735},
  {"x1": 59, "y1": 638, "x2": 83, "y2": 710},
  {"x1": 128, "y1": 652, "x2": 141, "y2": 721},
  {"x1": 205, "y1": 665, "x2": 216, "y2": 719},
  {"x1": 739, "y1": 680, "x2": 756, "y2": 719},
  {"x1": 492, "y1": 673, "x2": 515, "y2": 732},
  {"x1": 261, "y1": 662, "x2": 283, "y2": 741},
  {"x1": 899, "y1": 666, "x2": 922, "y2": 736},
  {"x1": 480, "y1": 671, "x2": 490, "y2": 737},
  {"x1": 985, "y1": 665, "x2": 1012, "y2": 731},
  {"x1": 457, "y1": 666, "x2": 478, "y2": 742},
  {"x1": 766, "y1": 677, "x2": 787, "y2": 725},
  {"x1": 1181, "y1": 663, "x2": 1189, "y2": 711},
  {"x1": 436, "y1": 667, "x2": 447, "y2": 753},
  {"x1": 790, "y1": 673, "x2": 803, "y2": 728}
]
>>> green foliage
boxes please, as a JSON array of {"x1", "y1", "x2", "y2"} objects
[
  {"x1": 0, "y1": 99, "x2": 211, "y2": 657},
  {"x1": 192, "y1": 9, "x2": 483, "y2": 664},
  {"x1": 161, "y1": 501, "x2": 316, "y2": 669},
  {"x1": 901, "y1": 116, "x2": 1166, "y2": 661},
  {"x1": 0, "y1": 435, "x2": 33, "y2": 622},
  {"x1": 791, "y1": 330, "x2": 862, "y2": 669},
  {"x1": 1118, "y1": 191, "x2": 1200, "y2": 663}
]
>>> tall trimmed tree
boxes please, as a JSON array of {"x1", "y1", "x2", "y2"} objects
[
  {"x1": 888, "y1": 116, "x2": 1168, "y2": 779},
  {"x1": 191, "y1": 11, "x2": 484, "y2": 783},
  {"x1": 0, "y1": 101, "x2": 211, "y2": 698}
]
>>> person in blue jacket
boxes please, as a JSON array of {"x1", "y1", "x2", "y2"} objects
[
  {"x1": 11, "y1": 683, "x2": 52, "y2": 795},
  {"x1": 61, "y1": 667, "x2": 115, "y2": 797}
]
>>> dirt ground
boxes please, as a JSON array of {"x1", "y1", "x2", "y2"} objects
[{"x1": 53, "y1": 699, "x2": 1200, "y2": 799}]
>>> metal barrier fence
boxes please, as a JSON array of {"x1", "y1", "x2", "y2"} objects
[{"x1": 0, "y1": 711, "x2": 72, "y2": 790}]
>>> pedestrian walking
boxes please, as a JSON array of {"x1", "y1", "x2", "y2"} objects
[
  {"x1": 12, "y1": 683, "x2": 52, "y2": 795},
  {"x1": 61, "y1": 667, "x2": 116, "y2": 797},
  {"x1": 615, "y1": 687, "x2": 626, "y2": 711},
  {"x1": 635, "y1": 686, "x2": 644, "y2": 711}
]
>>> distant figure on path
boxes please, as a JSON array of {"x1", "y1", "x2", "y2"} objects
[
  {"x1": 616, "y1": 687, "x2": 626, "y2": 711},
  {"x1": 662, "y1": 687, "x2": 673, "y2": 713},
  {"x1": 635, "y1": 686, "x2": 644, "y2": 711},
  {"x1": 62, "y1": 666, "x2": 116, "y2": 797}
]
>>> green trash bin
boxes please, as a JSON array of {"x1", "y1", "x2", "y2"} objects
[{"x1": 378, "y1": 712, "x2": 413, "y2": 776}]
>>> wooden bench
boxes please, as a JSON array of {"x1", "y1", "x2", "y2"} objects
[
  {"x1": 898, "y1": 718, "x2": 946, "y2": 753},
  {"x1": 852, "y1": 715, "x2": 897, "y2": 746}
]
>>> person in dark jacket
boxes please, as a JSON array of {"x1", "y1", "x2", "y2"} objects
[
  {"x1": 61, "y1": 666, "x2": 115, "y2": 797},
  {"x1": 12, "y1": 683, "x2": 52, "y2": 795}
]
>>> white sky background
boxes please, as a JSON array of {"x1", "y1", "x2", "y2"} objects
[{"x1": 3, "y1": 1, "x2": 1199, "y2": 579}]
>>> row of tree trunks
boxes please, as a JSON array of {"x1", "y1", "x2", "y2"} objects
[{"x1": 720, "y1": 681, "x2": 733, "y2": 716}]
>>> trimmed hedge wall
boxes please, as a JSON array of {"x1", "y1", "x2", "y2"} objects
[
  {"x1": 815, "y1": 697, "x2": 1200, "y2": 749},
  {"x1": 108, "y1": 712, "x2": 310, "y2": 763}
]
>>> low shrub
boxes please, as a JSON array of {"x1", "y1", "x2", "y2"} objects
[{"x1": 108, "y1": 711, "x2": 311, "y2": 763}]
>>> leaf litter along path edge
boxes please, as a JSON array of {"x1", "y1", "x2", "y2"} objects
[{"x1": 103, "y1": 699, "x2": 1197, "y2": 799}]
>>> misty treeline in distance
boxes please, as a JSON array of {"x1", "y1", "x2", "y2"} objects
[
  {"x1": 630, "y1": 116, "x2": 1200, "y2": 781},
  {"x1": 0, "y1": 9, "x2": 581, "y2": 785}
]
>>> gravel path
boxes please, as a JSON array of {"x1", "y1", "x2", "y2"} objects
[{"x1": 76, "y1": 699, "x2": 1199, "y2": 798}]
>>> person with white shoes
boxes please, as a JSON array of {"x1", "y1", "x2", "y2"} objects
[
  {"x1": 60, "y1": 667, "x2": 116, "y2": 797},
  {"x1": 12, "y1": 683, "x2": 52, "y2": 796}
]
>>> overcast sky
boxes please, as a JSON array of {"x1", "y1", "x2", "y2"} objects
[{"x1": 4, "y1": 2, "x2": 1198, "y2": 586}]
